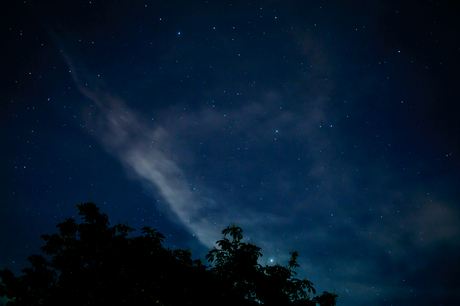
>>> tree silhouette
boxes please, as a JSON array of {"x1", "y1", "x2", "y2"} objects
[
  {"x1": 206, "y1": 223, "x2": 338, "y2": 306},
  {"x1": 0, "y1": 202, "x2": 338, "y2": 306}
]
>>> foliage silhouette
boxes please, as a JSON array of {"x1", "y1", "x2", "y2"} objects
[
  {"x1": 206, "y1": 223, "x2": 337, "y2": 306},
  {"x1": 0, "y1": 202, "x2": 338, "y2": 306}
]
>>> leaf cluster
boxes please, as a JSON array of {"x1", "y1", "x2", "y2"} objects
[{"x1": 1, "y1": 202, "x2": 338, "y2": 306}]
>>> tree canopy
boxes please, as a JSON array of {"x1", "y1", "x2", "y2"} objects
[{"x1": 0, "y1": 202, "x2": 338, "y2": 306}]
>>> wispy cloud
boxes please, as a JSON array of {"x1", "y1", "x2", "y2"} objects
[{"x1": 62, "y1": 54, "x2": 298, "y2": 249}]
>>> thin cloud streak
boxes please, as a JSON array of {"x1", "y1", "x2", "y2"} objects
[{"x1": 63, "y1": 54, "x2": 289, "y2": 248}]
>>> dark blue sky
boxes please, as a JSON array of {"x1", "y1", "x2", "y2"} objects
[{"x1": 2, "y1": 0, "x2": 459, "y2": 305}]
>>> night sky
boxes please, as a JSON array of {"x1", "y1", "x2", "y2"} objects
[{"x1": 1, "y1": 0, "x2": 460, "y2": 305}]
